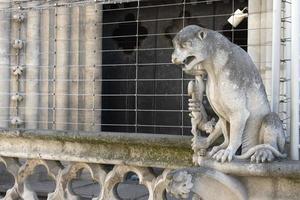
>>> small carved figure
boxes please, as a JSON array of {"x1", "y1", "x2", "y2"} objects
[
  {"x1": 166, "y1": 170, "x2": 193, "y2": 199},
  {"x1": 12, "y1": 65, "x2": 24, "y2": 76},
  {"x1": 11, "y1": 93, "x2": 23, "y2": 102},
  {"x1": 12, "y1": 12, "x2": 25, "y2": 23},
  {"x1": 188, "y1": 75, "x2": 216, "y2": 157},
  {"x1": 10, "y1": 116, "x2": 23, "y2": 126},
  {"x1": 172, "y1": 25, "x2": 286, "y2": 163},
  {"x1": 12, "y1": 39, "x2": 24, "y2": 49}
]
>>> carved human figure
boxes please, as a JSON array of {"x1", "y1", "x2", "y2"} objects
[
  {"x1": 171, "y1": 25, "x2": 286, "y2": 163},
  {"x1": 188, "y1": 75, "x2": 216, "y2": 158}
]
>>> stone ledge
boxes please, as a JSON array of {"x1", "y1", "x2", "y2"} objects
[
  {"x1": 0, "y1": 128, "x2": 194, "y2": 169},
  {"x1": 198, "y1": 157, "x2": 300, "y2": 178},
  {"x1": 0, "y1": 128, "x2": 192, "y2": 148},
  {"x1": 1, "y1": 128, "x2": 300, "y2": 179}
]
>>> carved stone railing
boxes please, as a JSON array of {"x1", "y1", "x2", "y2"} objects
[
  {"x1": 0, "y1": 157, "x2": 170, "y2": 199},
  {"x1": 1, "y1": 129, "x2": 300, "y2": 200},
  {"x1": 0, "y1": 129, "x2": 193, "y2": 199}
]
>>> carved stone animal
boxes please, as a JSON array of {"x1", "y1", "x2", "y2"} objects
[{"x1": 171, "y1": 25, "x2": 286, "y2": 163}]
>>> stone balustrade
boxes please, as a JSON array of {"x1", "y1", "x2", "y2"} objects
[
  {"x1": 0, "y1": 129, "x2": 193, "y2": 199},
  {"x1": 0, "y1": 157, "x2": 172, "y2": 200},
  {"x1": 1, "y1": 129, "x2": 300, "y2": 200}
]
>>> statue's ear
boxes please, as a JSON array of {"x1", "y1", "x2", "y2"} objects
[{"x1": 198, "y1": 31, "x2": 207, "y2": 40}]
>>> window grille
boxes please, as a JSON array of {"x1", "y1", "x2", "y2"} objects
[{"x1": 0, "y1": 0, "x2": 292, "y2": 140}]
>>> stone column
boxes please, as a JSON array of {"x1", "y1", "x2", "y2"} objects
[
  {"x1": 25, "y1": 1, "x2": 41, "y2": 129},
  {"x1": 84, "y1": 4, "x2": 102, "y2": 131},
  {"x1": 247, "y1": 0, "x2": 261, "y2": 69},
  {"x1": 69, "y1": 5, "x2": 80, "y2": 131},
  {"x1": 0, "y1": 0, "x2": 11, "y2": 128},
  {"x1": 55, "y1": 6, "x2": 70, "y2": 130},
  {"x1": 39, "y1": 5, "x2": 51, "y2": 130}
]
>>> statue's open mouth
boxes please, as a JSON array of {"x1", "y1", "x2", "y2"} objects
[
  {"x1": 182, "y1": 56, "x2": 201, "y2": 72},
  {"x1": 183, "y1": 56, "x2": 196, "y2": 66}
]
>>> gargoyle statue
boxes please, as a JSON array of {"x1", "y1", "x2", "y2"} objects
[{"x1": 172, "y1": 25, "x2": 286, "y2": 163}]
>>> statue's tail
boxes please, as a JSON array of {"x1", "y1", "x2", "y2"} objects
[{"x1": 234, "y1": 144, "x2": 287, "y2": 160}]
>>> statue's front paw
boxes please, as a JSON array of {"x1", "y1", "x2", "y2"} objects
[
  {"x1": 250, "y1": 149, "x2": 274, "y2": 163},
  {"x1": 212, "y1": 148, "x2": 235, "y2": 163}
]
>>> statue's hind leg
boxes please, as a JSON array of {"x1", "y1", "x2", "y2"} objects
[
  {"x1": 240, "y1": 117, "x2": 265, "y2": 162},
  {"x1": 243, "y1": 113, "x2": 285, "y2": 163},
  {"x1": 208, "y1": 118, "x2": 229, "y2": 157}
]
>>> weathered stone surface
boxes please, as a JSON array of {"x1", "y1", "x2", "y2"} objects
[{"x1": 0, "y1": 129, "x2": 193, "y2": 169}]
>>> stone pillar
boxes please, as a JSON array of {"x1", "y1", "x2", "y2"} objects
[
  {"x1": 69, "y1": 6, "x2": 80, "y2": 131},
  {"x1": 0, "y1": 0, "x2": 11, "y2": 128},
  {"x1": 247, "y1": 0, "x2": 261, "y2": 69},
  {"x1": 55, "y1": 6, "x2": 70, "y2": 130},
  {"x1": 25, "y1": 1, "x2": 41, "y2": 129},
  {"x1": 39, "y1": 5, "x2": 50, "y2": 130},
  {"x1": 84, "y1": 4, "x2": 102, "y2": 131},
  {"x1": 248, "y1": 0, "x2": 273, "y2": 101}
]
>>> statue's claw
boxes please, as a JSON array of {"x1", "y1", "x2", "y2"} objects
[
  {"x1": 250, "y1": 149, "x2": 274, "y2": 163},
  {"x1": 208, "y1": 142, "x2": 229, "y2": 158},
  {"x1": 211, "y1": 148, "x2": 234, "y2": 163},
  {"x1": 208, "y1": 146, "x2": 222, "y2": 158}
]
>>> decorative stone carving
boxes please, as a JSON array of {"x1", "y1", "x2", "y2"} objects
[
  {"x1": 0, "y1": 158, "x2": 62, "y2": 200},
  {"x1": 12, "y1": 39, "x2": 24, "y2": 50},
  {"x1": 172, "y1": 25, "x2": 287, "y2": 163},
  {"x1": 101, "y1": 165, "x2": 155, "y2": 200},
  {"x1": 49, "y1": 162, "x2": 105, "y2": 200},
  {"x1": 0, "y1": 157, "x2": 21, "y2": 200},
  {"x1": 166, "y1": 170, "x2": 193, "y2": 199},
  {"x1": 152, "y1": 169, "x2": 172, "y2": 200},
  {"x1": 188, "y1": 76, "x2": 216, "y2": 159},
  {"x1": 12, "y1": 65, "x2": 24, "y2": 76},
  {"x1": 11, "y1": 93, "x2": 23, "y2": 102},
  {"x1": 165, "y1": 168, "x2": 247, "y2": 200},
  {"x1": 10, "y1": 116, "x2": 23, "y2": 125},
  {"x1": 12, "y1": 13, "x2": 25, "y2": 23}
]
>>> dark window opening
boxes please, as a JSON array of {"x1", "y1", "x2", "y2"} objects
[{"x1": 102, "y1": 0, "x2": 248, "y2": 135}]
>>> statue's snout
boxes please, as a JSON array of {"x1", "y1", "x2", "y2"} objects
[{"x1": 172, "y1": 53, "x2": 182, "y2": 65}]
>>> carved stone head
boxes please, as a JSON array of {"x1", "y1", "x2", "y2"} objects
[
  {"x1": 166, "y1": 170, "x2": 193, "y2": 199},
  {"x1": 171, "y1": 25, "x2": 212, "y2": 74}
]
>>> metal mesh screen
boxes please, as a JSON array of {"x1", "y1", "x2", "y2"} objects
[
  {"x1": 0, "y1": 0, "x2": 291, "y2": 137},
  {"x1": 101, "y1": 0, "x2": 248, "y2": 135}
]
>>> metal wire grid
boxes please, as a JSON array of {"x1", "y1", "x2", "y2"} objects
[{"x1": 0, "y1": 0, "x2": 289, "y2": 136}]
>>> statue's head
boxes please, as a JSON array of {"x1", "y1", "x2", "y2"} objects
[{"x1": 171, "y1": 25, "x2": 212, "y2": 74}]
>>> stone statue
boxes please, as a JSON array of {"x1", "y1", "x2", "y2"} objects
[
  {"x1": 171, "y1": 25, "x2": 286, "y2": 163},
  {"x1": 188, "y1": 74, "x2": 216, "y2": 159}
]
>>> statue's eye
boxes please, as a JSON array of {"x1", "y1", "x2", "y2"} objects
[{"x1": 182, "y1": 41, "x2": 191, "y2": 48}]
